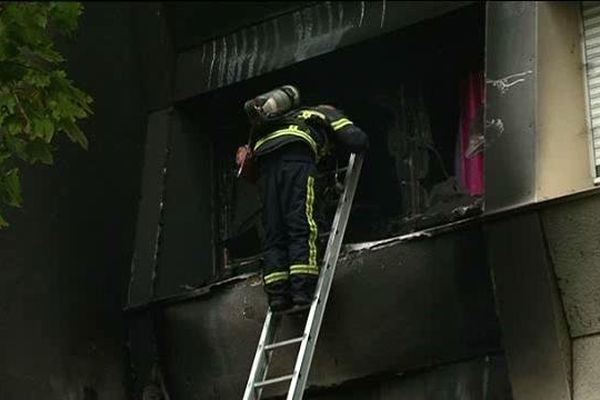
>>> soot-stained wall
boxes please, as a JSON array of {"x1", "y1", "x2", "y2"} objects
[
  {"x1": 157, "y1": 225, "x2": 502, "y2": 399},
  {"x1": 0, "y1": 4, "x2": 151, "y2": 399},
  {"x1": 164, "y1": 1, "x2": 313, "y2": 52},
  {"x1": 305, "y1": 356, "x2": 512, "y2": 400}
]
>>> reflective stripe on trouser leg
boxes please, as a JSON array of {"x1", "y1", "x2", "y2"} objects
[
  {"x1": 289, "y1": 264, "x2": 319, "y2": 276},
  {"x1": 306, "y1": 175, "x2": 318, "y2": 268},
  {"x1": 290, "y1": 175, "x2": 319, "y2": 276},
  {"x1": 263, "y1": 271, "x2": 290, "y2": 285}
]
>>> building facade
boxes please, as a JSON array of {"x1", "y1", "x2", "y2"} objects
[{"x1": 123, "y1": 2, "x2": 600, "y2": 400}]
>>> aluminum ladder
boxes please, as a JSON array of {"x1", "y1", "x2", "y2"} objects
[{"x1": 242, "y1": 152, "x2": 364, "y2": 400}]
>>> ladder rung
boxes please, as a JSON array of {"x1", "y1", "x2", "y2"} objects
[
  {"x1": 265, "y1": 336, "x2": 304, "y2": 351},
  {"x1": 254, "y1": 374, "x2": 294, "y2": 388}
]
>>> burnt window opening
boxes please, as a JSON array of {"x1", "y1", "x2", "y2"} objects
[{"x1": 179, "y1": 3, "x2": 485, "y2": 280}]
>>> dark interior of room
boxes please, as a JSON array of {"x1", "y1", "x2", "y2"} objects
[{"x1": 179, "y1": 3, "x2": 485, "y2": 278}]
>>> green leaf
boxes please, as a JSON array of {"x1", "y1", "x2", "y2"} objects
[
  {"x1": 3, "y1": 135, "x2": 28, "y2": 161},
  {"x1": 26, "y1": 70, "x2": 52, "y2": 88},
  {"x1": 35, "y1": 12, "x2": 48, "y2": 29},
  {"x1": 6, "y1": 4, "x2": 47, "y2": 48},
  {"x1": 32, "y1": 117, "x2": 55, "y2": 141},
  {"x1": 62, "y1": 118, "x2": 88, "y2": 149},
  {"x1": 6, "y1": 118, "x2": 23, "y2": 135},
  {"x1": 3, "y1": 168, "x2": 22, "y2": 208},
  {"x1": 0, "y1": 151, "x2": 12, "y2": 164},
  {"x1": 25, "y1": 138, "x2": 53, "y2": 164},
  {"x1": 50, "y1": 3, "x2": 83, "y2": 33},
  {"x1": 0, "y1": 212, "x2": 8, "y2": 229},
  {"x1": 0, "y1": 91, "x2": 17, "y2": 114}
]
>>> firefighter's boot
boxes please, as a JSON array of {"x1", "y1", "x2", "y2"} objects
[
  {"x1": 290, "y1": 274, "x2": 318, "y2": 307},
  {"x1": 264, "y1": 280, "x2": 292, "y2": 312}
]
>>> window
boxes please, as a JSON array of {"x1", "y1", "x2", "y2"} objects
[{"x1": 182, "y1": 3, "x2": 485, "y2": 278}]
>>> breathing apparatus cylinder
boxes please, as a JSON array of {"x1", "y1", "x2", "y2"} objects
[{"x1": 244, "y1": 85, "x2": 300, "y2": 123}]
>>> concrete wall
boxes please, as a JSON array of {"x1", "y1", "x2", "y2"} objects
[
  {"x1": 484, "y1": 4, "x2": 600, "y2": 398},
  {"x1": 485, "y1": 2, "x2": 595, "y2": 211},
  {"x1": 306, "y1": 355, "x2": 512, "y2": 400},
  {"x1": 536, "y1": 2, "x2": 593, "y2": 200},
  {"x1": 484, "y1": 212, "x2": 572, "y2": 400},
  {"x1": 541, "y1": 194, "x2": 600, "y2": 400},
  {"x1": 541, "y1": 195, "x2": 600, "y2": 337},
  {"x1": 0, "y1": 3, "x2": 157, "y2": 399},
  {"x1": 155, "y1": 226, "x2": 502, "y2": 399},
  {"x1": 484, "y1": 1, "x2": 537, "y2": 211},
  {"x1": 573, "y1": 335, "x2": 600, "y2": 400},
  {"x1": 485, "y1": 189, "x2": 600, "y2": 400}
]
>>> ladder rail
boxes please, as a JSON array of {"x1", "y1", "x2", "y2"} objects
[
  {"x1": 242, "y1": 153, "x2": 364, "y2": 400},
  {"x1": 243, "y1": 310, "x2": 276, "y2": 400},
  {"x1": 287, "y1": 152, "x2": 364, "y2": 400}
]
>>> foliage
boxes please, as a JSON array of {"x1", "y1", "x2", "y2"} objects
[{"x1": 0, "y1": 2, "x2": 92, "y2": 227}]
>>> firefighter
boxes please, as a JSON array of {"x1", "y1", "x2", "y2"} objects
[{"x1": 237, "y1": 85, "x2": 369, "y2": 312}]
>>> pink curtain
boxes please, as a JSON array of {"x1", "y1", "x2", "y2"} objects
[{"x1": 456, "y1": 71, "x2": 484, "y2": 196}]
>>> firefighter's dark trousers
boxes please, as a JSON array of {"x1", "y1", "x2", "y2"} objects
[{"x1": 257, "y1": 142, "x2": 319, "y2": 300}]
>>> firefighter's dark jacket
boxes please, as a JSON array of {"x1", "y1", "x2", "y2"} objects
[{"x1": 252, "y1": 105, "x2": 369, "y2": 158}]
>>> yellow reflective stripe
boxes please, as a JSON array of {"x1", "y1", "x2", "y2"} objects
[
  {"x1": 254, "y1": 125, "x2": 318, "y2": 154},
  {"x1": 331, "y1": 118, "x2": 353, "y2": 131},
  {"x1": 305, "y1": 176, "x2": 318, "y2": 267},
  {"x1": 290, "y1": 264, "x2": 319, "y2": 275},
  {"x1": 332, "y1": 120, "x2": 353, "y2": 131},
  {"x1": 290, "y1": 269, "x2": 319, "y2": 275},
  {"x1": 298, "y1": 110, "x2": 326, "y2": 120},
  {"x1": 290, "y1": 264, "x2": 318, "y2": 271},
  {"x1": 263, "y1": 271, "x2": 289, "y2": 285},
  {"x1": 331, "y1": 118, "x2": 351, "y2": 126}
]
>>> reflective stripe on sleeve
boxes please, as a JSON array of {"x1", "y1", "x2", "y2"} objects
[{"x1": 331, "y1": 118, "x2": 354, "y2": 131}]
